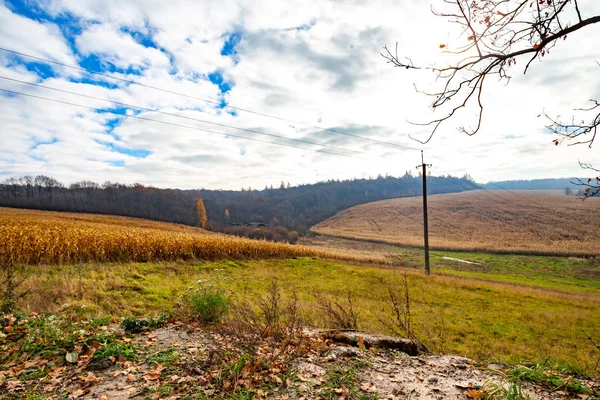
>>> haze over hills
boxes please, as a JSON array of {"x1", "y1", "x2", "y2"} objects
[{"x1": 483, "y1": 178, "x2": 585, "y2": 191}]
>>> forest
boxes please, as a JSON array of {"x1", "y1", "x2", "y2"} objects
[{"x1": 1, "y1": 173, "x2": 479, "y2": 236}]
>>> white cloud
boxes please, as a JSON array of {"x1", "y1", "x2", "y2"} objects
[
  {"x1": 76, "y1": 24, "x2": 170, "y2": 70},
  {"x1": 0, "y1": 2, "x2": 75, "y2": 64}
]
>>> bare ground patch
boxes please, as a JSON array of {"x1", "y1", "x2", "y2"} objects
[{"x1": 3, "y1": 317, "x2": 598, "y2": 399}]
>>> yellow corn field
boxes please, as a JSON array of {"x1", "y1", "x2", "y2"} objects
[{"x1": 0, "y1": 208, "x2": 379, "y2": 265}]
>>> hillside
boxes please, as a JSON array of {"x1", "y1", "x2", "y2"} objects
[
  {"x1": 0, "y1": 174, "x2": 476, "y2": 234},
  {"x1": 311, "y1": 190, "x2": 600, "y2": 256}
]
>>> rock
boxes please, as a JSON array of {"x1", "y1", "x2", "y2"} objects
[{"x1": 327, "y1": 346, "x2": 359, "y2": 358}]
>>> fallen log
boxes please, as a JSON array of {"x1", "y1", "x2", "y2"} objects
[{"x1": 323, "y1": 330, "x2": 429, "y2": 356}]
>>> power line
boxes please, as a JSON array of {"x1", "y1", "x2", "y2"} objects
[
  {"x1": 0, "y1": 46, "x2": 424, "y2": 152},
  {"x1": 431, "y1": 163, "x2": 552, "y2": 212},
  {"x1": 430, "y1": 165, "x2": 561, "y2": 215},
  {"x1": 457, "y1": 178, "x2": 552, "y2": 212},
  {"x1": 0, "y1": 75, "x2": 389, "y2": 159},
  {"x1": 438, "y1": 175, "x2": 526, "y2": 209},
  {"x1": 435, "y1": 176, "x2": 511, "y2": 212},
  {"x1": 436, "y1": 174, "x2": 558, "y2": 242},
  {"x1": 0, "y1": 87, "x2": 373, "y2": 160},
  {"x1": 437, "y1": 175, "x2": 534, "y2": 219},
  {"x1": 485, "y1": 181, "x2": 555, "y2": 210}
]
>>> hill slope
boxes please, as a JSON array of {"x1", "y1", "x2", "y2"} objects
[
  {"x1": 311, "y1": 190, "x2": 600, "y2": 256},
  {"x1": 1, "y1": 174, "x2": 476, "y2": 234}
]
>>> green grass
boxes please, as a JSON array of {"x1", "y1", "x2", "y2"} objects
[
  {"x1": 121, "y1": 314, "x2": 170, "y2": 333},
  {"x1": 428, "y1": 252, "x2": 600, "y2": 294},
  {"x1": 481, "y1": 381, "x2": 531, "y2": 400},
  {"x1": 13, "y1": 255, "x2": 600, "y2": 377},
  {"x1": 321, "y1": 361, "x2": 377, "y2": 400},
  {"x1": 305, "y1": 235, "x2": 600, "y2": 294},
  {"x1": 147, "y1": 347, "x2": 180, "y2": 367},
  {"x1": 93, "y1": 340, "x2": 137, "y2": 361},
  {"x1": 507, "y1": 364, "x2": 593, "y2": 395}
]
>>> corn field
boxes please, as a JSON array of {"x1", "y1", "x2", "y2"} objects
[{"x1": 0, "y1": 208, "x2": 375, "y2": 265}]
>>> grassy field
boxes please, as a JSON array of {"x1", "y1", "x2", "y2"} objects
[
  {"x1": 2, "y1": 207, "x2": 600, "y2": 378},
  {"x1": 12, "y1": 257, "x2": 600, "y2": 377},
  {"x1": 0, "y1": 207, "x2": 381, "y2": 265},
  {"x1": 301, "y1": 235, "x2": 600, "y2": 294},
  {"x1": 311, "y1": 190, "x2": 600, "y2": 256}
]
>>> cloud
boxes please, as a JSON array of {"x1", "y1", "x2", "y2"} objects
[
  {"x1": 76, "y1": 24, "x2": 170, "y2": 71},
  {"x1": 0, "y1": 0, "x2": 598, "y2": 190},
  {"x1": 241, "y1": 24, "x2": 386, "y2": 92},
  {"x1": 0, "y1": 3, "x2": 74, "y2": 63}
]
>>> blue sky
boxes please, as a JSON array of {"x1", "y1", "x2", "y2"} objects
[{"x1": 0, "y1": 0, "x2": 599, "y2": 189}]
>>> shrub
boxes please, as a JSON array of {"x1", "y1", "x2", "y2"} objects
[
  {"x1": 249, "y1": 228, "x2": 266, "y2": 240},
  {"x1": 288, "y1": 230, "x2": 299, "y2": 244},
  {"x1": 120, "y1": 314, "x2": 170, "y2": 333},
  {"x1": 219, "y1": 225, "x2": 300, "y2": 244},
  {"x1": 188, "y1": 286, "x2": 229, "y2": 323}
]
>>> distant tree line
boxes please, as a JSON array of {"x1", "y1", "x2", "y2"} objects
[
  {"x1": 0, "y1": 173, "x2": 476, "y2": 236},
  {"x1": 190, "y1": 172, "x2": 474, "y2": 234},
  {"x1": 0, "y1": 176, "x2": 198, "y2": 226},
  {"x1": 483, "y1": 178, "x2": 584, "y2": 191}
]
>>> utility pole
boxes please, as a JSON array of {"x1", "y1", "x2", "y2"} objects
[{"x1": 417, "y1": 150, "x2": 432, "y2": 276}]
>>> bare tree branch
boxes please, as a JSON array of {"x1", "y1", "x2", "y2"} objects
[
  {"x1": 570, "y1": 162, "x2": 600, "y2": 198},
  {"x1": 384, "y1": 1, "x2": 600, "y2": 195},
  {"x1": 383, "y1": 1, "x2": 600, "y2": 140}
]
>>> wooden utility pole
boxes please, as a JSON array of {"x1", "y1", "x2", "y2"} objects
[{"x1": 417, "y1": 150, "x2": 431, "y2": 276}]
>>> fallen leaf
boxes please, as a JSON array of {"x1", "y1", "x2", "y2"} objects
[
  {"x1": 70, "y1": 388, "x2": 90, "y2": 398},
  {"x1": 6, "y1": 380, "x2": 25, "y2": 391},
  {"x1": 66, "y1": 351, "x2": 79, "y2": 364},
  {"x1": 357, "y1": 336, "x2": 365, "y2": 349},
  {"x1": 466, "y1": 389, "x2": 485, "y2": 399}
]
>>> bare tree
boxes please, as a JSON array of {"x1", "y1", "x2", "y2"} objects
[{"x1": 383, "y1": 0, "x2": 600, "y2": 194}]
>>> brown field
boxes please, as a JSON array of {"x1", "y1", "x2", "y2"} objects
[
  {"x1": 0, "y1": 207, "x2": 383, "y2": 265},
  {"x1": 311, "y1": 190, "x2": 600, "y2": 256}
]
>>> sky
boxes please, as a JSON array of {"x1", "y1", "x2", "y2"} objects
[{"x1": 0, "y1": 0, "x2": 598, "y2": 190}]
